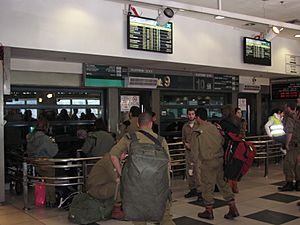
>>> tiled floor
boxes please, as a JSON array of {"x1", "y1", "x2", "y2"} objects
[{"x1": 1, "y1": 164, "x2": 300, "y2": 225}]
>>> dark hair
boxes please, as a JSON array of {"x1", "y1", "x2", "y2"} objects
[
  {"x1": 94, "y1": 118, "x2": 107, "y2": 131},
  {"x1": 187, "y1": 108, "x2": 195, "y2": 113},
  {"x1": 287, "y1": 102, "x2": 296, "y2": 111},
  {"x1": 195, "y1": 108, "x2": 208, "y2": 121},
  {"x1": 152, "y1": 112, "x2": 156, "y2": 117},
  {"x1": 36, "y1": 118, "x2": 49, "y2": 132},
  {"x1": 272, "y1": 108, "x2": 283, "y2": 114},
  {"x1": 221, "y1": 104, "x2": 235, "y2": 119},
  {"x1": 138, "y1": 112, "x2": 152, "y2": 126},
  {"x1": 234, "y1": 107, "x2": 241, "y2": 114},
  {"x1": 130, "y1": 106, "x2": 141, "y2": 117}
]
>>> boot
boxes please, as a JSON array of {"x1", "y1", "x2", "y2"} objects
[
  {"x1": 294, "y1": 181, "x2": 300, "y2": 191},
  {"x1": 196, "y1": 192, "x2": 203, "y2": 202},
  {"x1": 198, "y1": 205, "x2": 214, "y2": 220},
  {"x1": 297, "y1": 201, "x2": 300, "y2": 206},
  {"x1": 111, "y1": 204, "x2": 124, "y2": 220},
  {"x1": 278, "y1": 182, "x2": 294, "y2": 191},
  {"x1": 224, "y1": 200, "x2": 239, "y2": 220},
  {"x1": 184, "y1": 188, "x2": 198, "y2": 198}
]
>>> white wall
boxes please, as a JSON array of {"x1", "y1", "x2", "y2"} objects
[{"x1": 0, "y1": 0, "x2": 299, "y2": 75}]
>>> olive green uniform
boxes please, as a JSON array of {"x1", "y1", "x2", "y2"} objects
[
  {"x1": 26, "y1": 131, "x2": 59, "y2": 204},
  {"x1": 284, "y1": 114, "x2": 300, "y2": 182},
  {"x1": 110, "y1": 128, "x2": 175, "y2": 225},
  {"x1": 182, "y1": 122, "x2": 201, "y2": 192},
  {"x1": 82, "y1": 130, "x2": 115, "y2": 157},
  {"x1": 87, "y1": 154, "x2": 118, "y2": 200},
  {"x1": 190, "y1": 122, "x2": 234, "y2": 206},
  {"x1": 119, "y1": 117, "x2": 139, "y2": 139}
]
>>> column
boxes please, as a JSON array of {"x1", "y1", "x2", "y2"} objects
[{"x1": 107, "y1": 88, "x2": 119, "y2": 134}]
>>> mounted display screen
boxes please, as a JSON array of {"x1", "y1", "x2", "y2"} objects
[
  {"x1": 127, "y1": 15, "x2": 173, "y2": 54},
  {"x1": 243, "y1": 37, "x2": 271, "y2": 66},
  {"x1": 271, "y1": 78, "x2": 300, "y2": 100}
]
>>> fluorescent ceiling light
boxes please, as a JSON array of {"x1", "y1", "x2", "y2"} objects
[
  {"x1": 215, "y1": 15, "x2": 225, "y2": 20},
  {"x1": 295, "y1": 34, "x2": 300, "y2": 38}
]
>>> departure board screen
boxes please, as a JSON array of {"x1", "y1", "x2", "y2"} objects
[
  {"x1": 127, "y1": 15, "x2": 173, "y2": 54},
  {"x1": 271, "y1": 78, "x2": 300, "y2": 100},
  {"x1": 243, "y1": 37, "x2": 271, "y2": 66}
]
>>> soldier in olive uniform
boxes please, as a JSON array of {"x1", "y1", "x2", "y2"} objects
[
  {"x1": 110, "y1": 112, "x2": 175, "y2": 225},
  {"x1": 190, "y1": 108, "x2": 239, "y2": 220},
  {"x1": 182, "y1": 108, "x2": 201, "y2": 198},
  {"x1": 279, "y1": 103, "x2": 300, "y2": 191},
  {"x1": 26, "y1": 119, "x2": 59, "y2": 207},
  {"x1": 118, "y1": 106, "x2": 141, "y2": 139}
]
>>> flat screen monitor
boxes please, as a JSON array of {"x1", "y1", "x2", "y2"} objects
[
  {"x1": 243, "y1": 37, "x2": 271, "y2": 66},
  {"x1": 127, "y1": 15, "x2": 173, "y2": 54}
]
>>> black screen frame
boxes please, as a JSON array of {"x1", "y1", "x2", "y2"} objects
[
  {"x1": 243, "y1": 37, "x2": 271, "y2": 66},
  {"x1": 127, "y1": 15, "x2": 173, "y2": 54}
]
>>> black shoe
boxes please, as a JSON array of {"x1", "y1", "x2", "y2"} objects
[
  {"x1": 295, "y1": 181, "x2": 300, "y2": 191},
  {"x1": 278, "y1": 182, "x2": 294, "y2": 191},
  {"x1": 184, "y1": 188, "x2": 198, "y2": 198},
  {"x1": 196, "y1": 192, "x2": 203, "y2": 202}
]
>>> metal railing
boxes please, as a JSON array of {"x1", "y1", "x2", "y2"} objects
[
  {"x1": 22, "y1": 155, "x2": 101, "y2": 210},
  {"x1": 245, "y1": 136, "x2": 283, "y2": 177}
]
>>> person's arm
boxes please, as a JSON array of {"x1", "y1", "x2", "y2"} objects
[
  {"x1": 285, "y1": 117, "x2": 294, "y2": 150},
  {"x1": 264, "y1": 119, "x2": 273, "y2": 137},
  {"x1": 110, "y1": 136, "x2": 129, "y2": 176}
]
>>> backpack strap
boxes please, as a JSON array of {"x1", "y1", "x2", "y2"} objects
[
  {"x1": 138, "y1": 130, "x2": 162, "y2": 147},
  {"x1": 127, "y1": 132, "x2": 138, "y2": 142}
]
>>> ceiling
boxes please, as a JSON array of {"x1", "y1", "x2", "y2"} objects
[{"x1": 127, "y1": 0, "x2": 300, "y2": 39}]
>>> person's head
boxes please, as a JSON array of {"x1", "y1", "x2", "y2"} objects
[
  {"x1": 138, "y1": 112, "x2": 153, "y2": 129},
  {"x1": 221, "y1": 104, "x2": 235, "y2": 119},
  {"x1": 235, "y1": 107, "x2": 242, "y2": 119},
  {"x1": 24, "y1": 110, "x2": 32, "y2": 120},
  {"x1": 73, "y1": 108, "x2": 78, "y2": 114},
  {"x1": 286, "y1": 102, "x2": 296, "y2": 113},
  {"x1": 86, "y1": 108, "x2": 92, "y2": 114},
  {"x1": 94, "y1": 118, "x2": 107, "y2": 131},
  {"x1": 129, "y1": 106, "x2": 141, "y2": 118},
  {"x1": 195, "y1": 108, "x2": 208, "y2": 124},
  {"x1": 272, "y1": 108, "x2": 284, "y2": 119},
  {"x1": 187, "y1": 108, "x2": 196, "y2": 122},
  {"x1": 151, "y1": 112, "x2": 157, "y2": 122},
  {"x1": 36, "y1": 118, "x2": 49, "y2": 133}
]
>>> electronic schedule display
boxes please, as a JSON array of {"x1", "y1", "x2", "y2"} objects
[
  {"x1": 243, "y1": 37, "x2": 271, "y2": 66},
  {"x1": 127, "y1": 15, "x2": 173, "y2": 54}
]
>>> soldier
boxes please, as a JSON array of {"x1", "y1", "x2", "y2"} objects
[
  {"x1": 279, "y1": 103, "x2": 300, "y2": 191},
  {"x1": 110, "y1": 112, "x2": 175, "y2": 225},
  {"x1": 119, "y1": 106, "x2": 141, "y2": 139},
  {"x1": 190, "y1": 108, "x2": 239, "y2": 220},
  {"x1": 87, "y1": 153, "x2": 127, "y2": 220},
  {"x1": 182, "y1": 108, "x2": 201, "y2": 198}
]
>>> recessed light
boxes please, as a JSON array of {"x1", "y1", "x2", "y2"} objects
[
  {"x1": 215, "y1": 15, "x2": 225, "y2": 20},
  {"x1": 178, "y1": 9, "x2": 185, "y2": 12},
  {"x1": 295, "y1": 34, "x2": 300, "y2": 38}
]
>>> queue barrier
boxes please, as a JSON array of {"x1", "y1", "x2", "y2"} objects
[{"x1": 22, "y1": 155, "x2": 102, "y2": 210}]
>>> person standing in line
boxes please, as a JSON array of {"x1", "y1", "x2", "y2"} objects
[
  {"x1": 219, "y1": 105, "x2": 242, "y2": 193},
  {"x1": 81, "y1": 118, "x2": 115, "y2": 157},
  {"x1": 151, "y1": 112, "x2": 159, "y2": 134},
  {"x1": 118, "y1": 106, "x2": 141, "y2": 139},
  {"x1": 110, "y1": 112, "x2": 175, "y2": 225},
  {"x1": 264, "y1": 108, "x2": 286, "y2": 152},
  {"x1": 182, "y1": 108, "x2": 201, "y2": 198},
  {"x1": 190, "y1": 108, "x2": 239, "y2": 220},
  {"x1": 26, "y1": 119, "x2": 59, "y2": 207},
  {"x1": 279, "y1": 103, "x2": 299, "y2": 191}
]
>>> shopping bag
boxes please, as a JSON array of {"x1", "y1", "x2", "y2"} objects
[{"x1": 35, "y1": 182, "x2": 46, "y2": 207}]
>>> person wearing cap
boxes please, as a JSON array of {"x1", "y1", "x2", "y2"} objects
[{"x1": 118, "y1": 106, "x2": 141, "y2": 139}]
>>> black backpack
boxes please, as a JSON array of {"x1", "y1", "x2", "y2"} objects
[{"x1": 121, "y1": 130, "x2": 170, "y2": 222}]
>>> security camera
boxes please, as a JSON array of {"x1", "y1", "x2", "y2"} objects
[{"x1": 156, "y1": 7, "x2": 174, "y2": 26}]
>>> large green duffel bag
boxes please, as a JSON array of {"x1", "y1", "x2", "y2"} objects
[{"x1": 68, "y1": 193, "x2": 114, "y2": 224}]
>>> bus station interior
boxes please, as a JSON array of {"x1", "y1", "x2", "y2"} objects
[{"x1": 1, "y1": 0, "x2": 300, "y2": 224}]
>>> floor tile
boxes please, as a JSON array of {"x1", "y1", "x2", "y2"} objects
[
  {"x1": 174, "y1": 216, "x2": 212, "y2": 225},
  {"x1": 189, "y1": 199, "x2": 227, "y2": 209},
  {"x1": 260, "y1": 193, "x2": 300, "y2": 203},
  {"x1": 245, "y1": 209, "x2": 299, "y2": 225},
  {"x1": 271, "y1": 181, "x2": 286, "y2": 186}
]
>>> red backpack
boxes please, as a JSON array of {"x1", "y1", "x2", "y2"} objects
[{"x1": 223, "y1": 132, "x2": 256, "y2": 181}]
